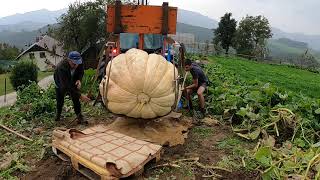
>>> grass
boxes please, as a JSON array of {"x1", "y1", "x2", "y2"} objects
[
  {"x1": 0, "y1": 71, "x2": 53, "y2": 96},
  {"x1": 191, "y1": 126, "x2": 213, "y2": 138},
  {"x1": 217, "y1": 137, "x2": 244, "y2": 150},
  {"x1": 211, "y1": 56, "x2": 320, "y2": 98},
  {"x1": 216, "y1": 136, "x2": 258, "y2": 171}
]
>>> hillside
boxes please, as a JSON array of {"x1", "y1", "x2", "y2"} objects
[
  {"x1": 178, "y1": 9, "x2": 218, "y2": 29},
  {"x1": 268, "y1": 38, "x2": 320, "y2": 63},
  {"x1": 272, "y1": 27, "x2": 320, "y2": 51},
  {"x1": 0, "y1": 25, "x2": 51, "y2": 49},
  {"x1": 268, "y1": 39, "x2": 306, "y2": 60},
  {"x1": 0, "y1": 21, "x2": 47, "y2": 32},
  {"x1": 0, "y1": 9, "x2": 67, "y2": 25},
  {"x1": 213, "y1": 56, "x2": 320, "y2": 98},
  {"x1": 176, "y1": 23, "x2": 213, "y2": 42}
]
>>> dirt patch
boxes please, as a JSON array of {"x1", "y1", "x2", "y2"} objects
[
  {"x1": 159, "y1": 125, "x2": 230, "y2": 165},
  {"x1": 218, "y1": 170, "x2": 261, "y2": 180},
  {"x1": 21, "y1": 157, "x2": 86, "y2": 180},
  {"x1": 23, "y1": 119, "x2": 259, "y2": 180},
  {"x1": 143, "y1": 124, "x2": 260, "y2": 179}
]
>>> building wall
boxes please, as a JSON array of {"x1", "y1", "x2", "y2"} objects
[{"x1": 20, "y1": 51, "x2": 63, "y2": 71}]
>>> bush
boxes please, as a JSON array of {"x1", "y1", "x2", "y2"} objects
[
  {"x1": 16, "y1": 82, "x2": 56, "y2": 120},
  {"x1": 82, "y1": 69, "x2": 99, "y2": 97},
  {"x1": 0, "y1": 65, "x2": 6, "y2": 74},
  {"x1": 10, "y1": 61, "x2": 38, "y2": 90}
]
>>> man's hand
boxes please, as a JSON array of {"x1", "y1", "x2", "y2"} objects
[
  {"x1": 80, "y1": 94, "x2": 91, "y2": 103},
  {"x1": 75, "y1": 80, "x2": 81, "y2": 89}
]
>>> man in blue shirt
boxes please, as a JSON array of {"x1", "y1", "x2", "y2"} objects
[{"x1": 184, "y1": 59, "x2": 209, "y2": 118}]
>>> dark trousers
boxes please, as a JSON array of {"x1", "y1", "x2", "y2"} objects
[{"x1": 56, "y1": 88, "x2": 81, "y2": 118}]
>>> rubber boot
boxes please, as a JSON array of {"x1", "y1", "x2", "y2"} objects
[
  {"x1": 77, "y1": 114, "x2": 88, "y2": 125},
  {"x1": 198, "y1": 108, "x2": 206, "y2": 119},
  {"x1": 55, "y1": 113, "x2": 61, "y2": 122}
]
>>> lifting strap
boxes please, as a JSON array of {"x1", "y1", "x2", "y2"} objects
[
  {"x1": 161, "y1": 2, "x2": 169, "y2": 35},
  {"x1": 104, "y1": 55, "x2": 114, "y2": 110},
  {"x1": 114, "y1": 0, "x2": 122, "y2": 34}
]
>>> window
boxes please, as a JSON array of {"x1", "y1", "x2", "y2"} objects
[
  {"x1": 40, "y1": 52, "x2": 46, "y2": 58},
  {"x1": 29, "y1": 53, "x2": 35, "y2": 59}
]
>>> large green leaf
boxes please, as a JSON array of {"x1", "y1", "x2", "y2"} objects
[
  {"x1": 261, "y1": 166, "x2": 274, "y2": 180},
  {"x1": 315, "y1": 108, "x2": 320, "y2": 114},
  {"x1": 248, "y1": 128, "x2": 261, "y2": 140},
  {"x1": 237, "y1": 107, "x2": 247, "y2": 117},
  {"x1": 294, "y1": 138, "x2": 306, "y2": 148},
  {"x1": 235, "y1": 128, "x2": 261, "y2": 140},
  {"x1": 255, "y1": 146, "x2": 272, "y2": 167}
]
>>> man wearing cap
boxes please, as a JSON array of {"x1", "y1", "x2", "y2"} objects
[{"x1": 54, "y1": 51, "x2": 88, "y2": 123}]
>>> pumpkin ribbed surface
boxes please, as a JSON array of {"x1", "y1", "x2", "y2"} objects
[{"x1": 99, "y1": 48, "x2": 178, "y2": 119}]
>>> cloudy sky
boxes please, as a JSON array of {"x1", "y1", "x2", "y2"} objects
[{"x1": 0, "y1": 0, "x2": 319, "y2": 35}]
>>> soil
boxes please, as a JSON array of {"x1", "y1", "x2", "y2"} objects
[
  {"x1": 22, "y1": 118, "x2": 260, "y2": 180},
  {"x1": 22, "y1": 157, "x2": 86, "y2": 180}
]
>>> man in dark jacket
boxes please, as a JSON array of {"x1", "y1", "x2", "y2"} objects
[
  {"x1": 184, "y1": 59, "x2": 209, "y2": 118},
  {"x1": 54, "y1": 51, "x2": 88, "y2": 123}
]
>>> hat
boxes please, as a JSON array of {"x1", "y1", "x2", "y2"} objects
[{"x1": 68, "y1": 51, "x2": 83, "y2": 65}]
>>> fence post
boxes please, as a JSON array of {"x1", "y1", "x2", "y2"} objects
[{"x1": 4, "y1": 78, "x2": 6, "y2": 103}]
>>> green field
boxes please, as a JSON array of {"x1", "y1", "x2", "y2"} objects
[
  {"x1": 0, "y1": 71, "x2": 53, "y2": 96},
  {"x1": 211, "y1": 56, "x2": 320, "y2": 98}
]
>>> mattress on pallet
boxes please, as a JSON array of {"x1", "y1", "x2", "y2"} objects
[{"x1": 52, "y1": 125, "x2": 162, "y2": 178}]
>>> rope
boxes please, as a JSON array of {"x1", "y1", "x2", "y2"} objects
[
  {"x1": 173, "y1": 54, "x2": 177, "y2": 110},
  {"x1": 104, "y1": 56, "x2": 114, "y2": 110}
]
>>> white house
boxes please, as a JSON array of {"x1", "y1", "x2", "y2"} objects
[{"x1": 16, "y1": 35, "x2": 65, "y2": 71}]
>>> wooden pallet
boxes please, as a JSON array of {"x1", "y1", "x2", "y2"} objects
[{"x1": 52, "y1": 127, "x2": 162, "y2": 180}]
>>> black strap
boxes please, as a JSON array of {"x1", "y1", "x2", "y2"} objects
[
  {"x1": 114, "y1": 0, "x2": 122, "y2": 34},
  {"x1": 161, "y1": 2, "x2": 169, "y2": 35}
]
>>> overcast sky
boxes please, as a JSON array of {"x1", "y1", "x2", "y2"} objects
[{"x1": 0, "y1": 0, "x2": 319, "y2": 35}]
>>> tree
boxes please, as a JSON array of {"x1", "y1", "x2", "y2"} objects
[
  {"x1": 52, "y1": 0, "x2": 132, "y2": 52},
  {"x1": 53, "y1": 0, "x2": 111, "y2": 51},
  {"x1": 300, "y1": 49, "x2": 319, "y2": 69},
  {"x1": 235, "y1": 15, "x2": 272, "y2": 58},
  {"x1": 0, "y1": 43, "x2": 20, "y2": 60},
  {"x1": 213, "y1": 13, "x2": 237, "y2": 55},
  {"x1": 204, "y1": 40, "x2": 210, "y2": 55},
  {"x1": 10, "y1": 61, "x2": 38, "y2": 90}
]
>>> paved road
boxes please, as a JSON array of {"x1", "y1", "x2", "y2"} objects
[{"x1": 0, "y1": 75, "x2": 54, "y2": 108}]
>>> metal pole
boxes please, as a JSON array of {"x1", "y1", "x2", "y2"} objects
[{"x1": 4, "y1": 78, "x2": 6, "y2": 103}]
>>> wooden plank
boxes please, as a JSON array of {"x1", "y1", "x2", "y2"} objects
[
  {"x1": 107, "y1": 5, "x2": 177, "y2": 34},
  {"x1": 0, "y1": 124, "x2": 33, "y2": 141}
]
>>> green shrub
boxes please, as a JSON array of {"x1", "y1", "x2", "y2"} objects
[
  {"x1": 10, "y1": 61, "x2": 38, "y2": 90},
  {"x1": 16, "y1": 82, "x2": 56, "y2": 120},
  {"x1": 81, "y1": 69, "x2": 99, "y2": 96},
  {"x1": 0, "y1": 65, "x2": 6, "y2": 74}
]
